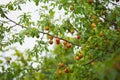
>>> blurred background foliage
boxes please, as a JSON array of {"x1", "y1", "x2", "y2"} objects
[{"x1": 0, "y1": 0, "x2": 120, "y2": 80}]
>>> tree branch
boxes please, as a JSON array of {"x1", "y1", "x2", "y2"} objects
[
  {"x1": 2, "y1": 10, "x2": 80, "y2": 46},
  {"x1": 83, "y1": 56, "x2": 99, "y2": 66},
  {"x1": 8, "y1": 24, "x2": 17, "y2": 29}
]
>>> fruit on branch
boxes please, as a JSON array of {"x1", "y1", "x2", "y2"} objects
[
  {"x1": 79, "y1": 53, "x2": 83, "y2": 59},
  {"x1": 66, "y1": 43, "x2": 71, "y2": 48},
  {"x1": 75, "y1": 56, "x2": 80, "y2": 60},
  {"x1": 58, "y1": 70, "x2": 62, "y2": 75},
  {"x1": 59, "y1": 63, "x2": 64, "y2": 67},
  {"x1": 63, "y1": 41, "x2": 67, "y2": 45},
  {"x1": 77, "y1": 35, "x2": 81, "y2": 39},
  {"x1": 91, "y1": 23, "x2": 96, "y2": 29},
  {"x1": 49, "y1": 36, "x2": 54, "y2": 40},
  {"x1": 99, "y1": 31, "x2": 103, "y2": 37},
  {"x1": 56, "y1": 38, "x2": 60, "y2": 44},
  {"x1": 56, "y1": 38, "x2": 60, "y2": 42},
  {"x1": 69, "y1": 5, "x2": 74, "y2": 11},
  {"x1": 49, "y1": 40, "x2": 53, "y2": 45},
  {"x1": 88, "y1": 0, "x2": 93, "y2": 4},
  {"x1": 56, "y1": 41, "x2": 60, "y2": 44},
  {"x1": 70, "y1": 29, "x2": 74, "y2": 34},
  {"x1": 64, "y1": 67, "x2": 69, "y2": 73},
  {"x1": 91, "y1": 15, "x2": 95, "y2": 19},
  {"x1": 45, "y1": 26, "x2": 49, "y2": 30}
]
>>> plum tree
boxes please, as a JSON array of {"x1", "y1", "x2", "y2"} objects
[{"x1": 0, "y1": 0, "x2": 120, "y2": 80}]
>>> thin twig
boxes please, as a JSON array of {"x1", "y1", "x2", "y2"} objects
[
  {"x1": 9, "y1": 24, "x2": 17, "y2": 29},
  {"x1": 83, "y1": 56, "x2": 99, "y2": 66}
]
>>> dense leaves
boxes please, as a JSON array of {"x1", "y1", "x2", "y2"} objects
[{"x1": 0, "y1": 0, "x2": 120, "y2": 80}]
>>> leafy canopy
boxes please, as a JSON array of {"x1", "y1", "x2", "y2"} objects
[{"x1": 0, "y1": 0, "x2": 120, "y2": 80}]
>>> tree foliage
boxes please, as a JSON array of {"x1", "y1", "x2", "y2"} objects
[{"x1": 0, "y1": 0, "x2": 120, "y2": 80}]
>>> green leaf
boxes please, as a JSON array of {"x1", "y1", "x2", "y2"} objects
[
  {"x1": 8, "y1": 5, "x2": 14, "y2": 10},
  {"x1": 49, "y1": 9, "x2": 55, "y2": 17},
  {"x1": 0, "y1": 60, "x2": 3, "y2": 64},
  {"x1": 33, "y1": 0, "x2": 40, "y2": 6}
]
